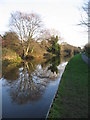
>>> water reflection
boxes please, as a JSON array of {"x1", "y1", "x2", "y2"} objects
[
  {"x1": 2, "y1": 56, "x2": 63, "y2": 104},
  {"x1": 3, "y1": 54, "x2": 72, "y2": 105},
  {"x1": 2, "y1": 55, "x2": 73, "y2": 118},
  {"x1": 47, "y1": 56, "x2": 60, "y2": 74},
  {"x1": 41, "y1": 56, "x2": 60, "y2": 73},
  {"x1": 2, "y1": 63, "x2": 19, "y2": 81}
]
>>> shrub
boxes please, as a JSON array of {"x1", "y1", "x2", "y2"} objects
[{"x1": 84, "y1": 43, "x2": 90, "y2": 54}]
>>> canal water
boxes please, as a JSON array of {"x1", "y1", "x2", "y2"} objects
[{"x1": 1, "y1": 56, "x2": 70, "y2": 118}]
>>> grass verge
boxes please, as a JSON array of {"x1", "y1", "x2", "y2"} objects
[{"x1": 48, "y1": 54, "x2": 88, "y2": 118}]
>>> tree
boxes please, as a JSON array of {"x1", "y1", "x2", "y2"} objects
[
  {"x1": 84, "y1": 43, "x2": 90, "y2": 55},
  {"x1": 3, "y1": 31, "x2": 19, "y2": 41},
  {"x1": 2, "y1": 32, "x2": 21, "y2": 55},
  {"x1": 47, "y1": 35, "x2": 60, "y2": 56},
  {"x1": 79, "y1": 0, "x2": 90, "y2": 46},
  {"x1": 38, "y1": 28, "x2": 61, "y2": 42},
  {"x1": 79, "y1": 0, "x2": 90, "y2": 30},
  {"x1": 10, "y1": 11, "x2": 43, "y2": 58}
]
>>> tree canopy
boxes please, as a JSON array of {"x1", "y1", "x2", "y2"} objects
[{"x1": 9, "y1": 11, "x2": 43, "y2": 58}]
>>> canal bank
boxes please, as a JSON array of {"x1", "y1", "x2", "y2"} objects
[
  {"x1": 46, "y1": 62, "x2": 67, "y2": 118},
  {"x1": 48, "y1": 54, "x2": 88, "y2": 118}
]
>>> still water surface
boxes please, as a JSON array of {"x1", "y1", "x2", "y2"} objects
[{"x1": 1, "y1": 56, "x2": 71, "y2": 118}]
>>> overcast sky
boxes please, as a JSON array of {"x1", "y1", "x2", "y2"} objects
[{"x1": 0, "y1": 0, "x2": 88, "y2": 47}]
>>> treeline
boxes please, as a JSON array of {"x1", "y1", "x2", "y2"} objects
[
  {"x1": 1, "y1": 31, "x2": 82, "y2": 62},
  {"x1": 0, "y1": 11, "x2": 82, "y2": 62},
  {"x1": 60, "y1": 42, "x2": 82, "y2": 56},
  {"x1": 1, "y1": 31, "x2": 61, "y2": 61}
]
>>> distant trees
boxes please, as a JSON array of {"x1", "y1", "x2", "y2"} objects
[{"x1": 10, "y1": 11, "x2": 43, "y2": 58}]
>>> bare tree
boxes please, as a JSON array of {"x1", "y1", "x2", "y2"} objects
[
  {"x1": 38, "y1": 28, "x2": 61, "y2": 42},
  {"x1": 10, "y1": 11, "x2": 43, "y2": 58},
  {"x1": 79, "y1": 0, "x2": 90, "y2": 30}
]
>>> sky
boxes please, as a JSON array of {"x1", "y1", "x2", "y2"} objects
[{"x1": 0, "y1": 0, "x2": 88, "y2": 47}]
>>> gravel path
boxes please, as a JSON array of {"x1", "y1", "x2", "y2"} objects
[{"x1": 81, "y1": 53, "x2": 90, "y2": 67}]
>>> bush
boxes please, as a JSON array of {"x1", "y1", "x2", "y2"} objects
[
  {"x1": 84, "y1": 43, "x2": 90, "y2": 54},
  {"x1": 2, "y1": 48, "x2": 21, "y2": 63}
]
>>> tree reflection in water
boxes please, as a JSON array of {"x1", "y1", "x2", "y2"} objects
[
  {"x1": 48, "y1": 56, "x2": 60, "y2": 74},
  {"x1": 2, "y1": 62, "x2": 20, "y2": 81},
  {"x1": 2, "y1": 56, "x2": 62, "y2": 104},
  {"x1": 41, "y1": 56, "x2": 60, "y2": 74}
]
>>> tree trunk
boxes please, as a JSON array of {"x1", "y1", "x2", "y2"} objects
[
  {"x1": 21, "y1": 38, "x2": 34, "y2": 59},
  {"x1": 25, "y1": 45, "x2": 30, "y2": 56}
]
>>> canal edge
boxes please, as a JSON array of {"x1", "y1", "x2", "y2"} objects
[{"x1": 45, "y1": 62, "x2": 68, "y2": 119}]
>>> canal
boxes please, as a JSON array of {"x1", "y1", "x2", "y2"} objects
[{"x1": 1, "y1": 56, "x2": 71, "y2": 118}]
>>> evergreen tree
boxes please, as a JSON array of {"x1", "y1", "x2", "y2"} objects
[{"x1": 48, "y1": 35, "x2": 60, "y2": 56}]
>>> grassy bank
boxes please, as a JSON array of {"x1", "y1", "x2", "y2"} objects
[{"x1": 48, "y1": 54, "x2": 88, "y2": 118}]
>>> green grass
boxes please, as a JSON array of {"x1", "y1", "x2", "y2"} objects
[{"x1": 48, "y1": 54, "x2": 88, "y2": 118}]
